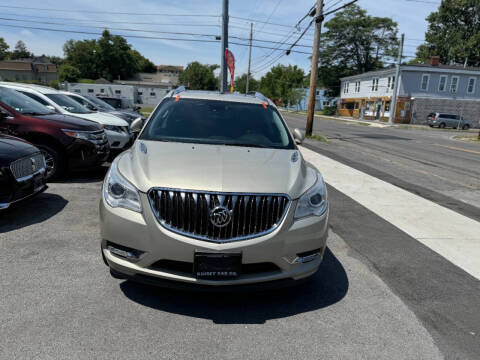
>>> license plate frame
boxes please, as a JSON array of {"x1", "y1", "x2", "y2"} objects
[{"x1": 194, "y1": 252, "x2": 242, "y2": 280}]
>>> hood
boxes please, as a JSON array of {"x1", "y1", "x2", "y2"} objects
[
  {"x1": 0, "y1": 135, "x2": 39, "y2": 164},
  {"x1": 70, "y1": 111, "x2": 129, "y2": 126},
  {"x1": 118, "y1": 141, "x2": 317, "y2": 199},
  {"x1": 106, "y1": 110, "x2": 139, "y2": 124},
  {"x1": 33, "y1": 113, "x2": 102, "y2": 131}
]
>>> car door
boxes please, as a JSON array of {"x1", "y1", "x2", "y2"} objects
[{"x1": 0, "y1": 105, "x2": 19, "y2": 137}]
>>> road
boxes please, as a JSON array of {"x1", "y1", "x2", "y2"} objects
[
  {"x1": 283, "y1": 112, "x2": 480, "y2": 217},
  {"x1": 0, "y1": 116, "x2": 479, "y2": 359}
]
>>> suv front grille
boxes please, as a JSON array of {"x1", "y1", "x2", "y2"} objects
[
  {"x1": 10, "y1": 153, "x2": 45, "y2": 180},
  {"x1": 148, "y1": 188, "x2": 290, "y2": 243}
]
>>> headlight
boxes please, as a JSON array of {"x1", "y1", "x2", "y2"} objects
[
  {"x1": 294, "y1": 172, "x2": 328, "y2": 220},
  {"x1": 62, "y1": 129, "x2": 96, "y2": 141},
  {"x1": 103, "y1": 156, "x2": 142, "y2": 212},
  {"x1": 104, "y1": 125, "x2": 123, "y2": 133}
]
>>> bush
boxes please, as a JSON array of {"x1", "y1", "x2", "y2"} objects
[
  {"x1": 321, "y1": 106, "x2": 336, "y2": 115},
  {"x1": 48, "y1": 80, "x2": 59, "y2": 89}
]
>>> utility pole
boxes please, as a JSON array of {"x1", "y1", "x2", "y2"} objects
[
  {"x1": 246, "y1": 23, "x2": 253, "y2": 94},
  {"x1": 220, "y1": 0, "x2": 229, "y2": 93},
  {"x1": 306, "y1": 0, "x2": 324, "y2": 137},
  {"x1": 389, "y1": 33, "x2": 404, "y2": 124}
]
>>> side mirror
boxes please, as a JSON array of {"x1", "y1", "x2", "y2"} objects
[
  {"x1": 130, "y1": 117, "x2": 144, "y2": 133},
  {"x1": 293, "y1": 128, "x2": 305, "y2": 144}
]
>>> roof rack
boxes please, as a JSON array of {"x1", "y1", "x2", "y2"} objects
[{"x1": 172, "y1": 85, "x2": 186, "y2": 95}]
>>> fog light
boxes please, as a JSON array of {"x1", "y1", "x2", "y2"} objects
[
  {"x1": 295, "y1": 252, "x2": 321, "y2": 264},
  {"x1": 107, "y1": 243, "x2": 143, "y2": 261}
]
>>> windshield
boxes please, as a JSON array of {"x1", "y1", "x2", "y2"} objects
[
  {"x1": 0, "y1": 87, "x2": 54, "y2": 116},
  {"x1": 46, "y1": 94, "x2": 92, "y2": 114},
  {"x1": 85, "y1": 95, "x2": 116, "y2": 111},
  {"x1": 140, "y1": 98, "x2": 295, "y2": 149}
]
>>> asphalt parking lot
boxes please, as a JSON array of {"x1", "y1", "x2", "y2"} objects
[{"x1": 0, "y1": 166, "x2": 445, "y2": 359}]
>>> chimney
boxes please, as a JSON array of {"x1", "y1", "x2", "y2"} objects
[{"x1": 430, "y1": 56, "x2": 440, "y2": 66}]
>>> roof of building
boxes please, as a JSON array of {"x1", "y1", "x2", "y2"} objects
[
  {"x1": 0, "y1": 60, "x2": 33, "y2": 71},
  {"x1": 0, "y1": 81, "x2": 58, "y2": 94},
  {"x1": 157, "y1": 65, "x2": 184, "y2": 72}
]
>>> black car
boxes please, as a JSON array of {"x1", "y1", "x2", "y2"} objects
[{"x1": 0, "y1": 134, "x2": 47, "y2": 209}]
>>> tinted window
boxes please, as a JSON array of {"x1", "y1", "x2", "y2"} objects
[
  {"x1": 67, "y1": 95, "x2": 97, "y2": 111},
  {"x1": 0, "y1": 87, "x2": 54, "y2": 115},
  {"x1": 20, "y1": 91, "x2": 49, "y2": 106},
  {"x1": 45, "y1": 94, "x2": 91, "y2": 114},
  {"x1": 85, "y1": 95, "x2": 116, "y2": 111},
  {"x1": 141, "y1": 98, "x2": 295, "y2": 150}
]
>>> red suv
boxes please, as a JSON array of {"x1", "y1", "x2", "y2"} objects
[{"x1": 0, "y1": 86, "x2": 109, "y2": 179}]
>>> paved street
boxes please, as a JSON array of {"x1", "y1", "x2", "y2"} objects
[{"x1": 1, "y1": 117, "x2": 479, "y2": 359}]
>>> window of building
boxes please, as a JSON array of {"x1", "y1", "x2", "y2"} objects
[
  {"x1": 387, "y1": 77, "x2": 391, "y2": 90},
  {"x1": 150, "y1": 92, "x2": 156, "y2": 96},
  {"x1": 421, "y1": 74, "x2": 430, "y2": 90},
  {"x1": 467, "y1": 77, "x2": 476, "y2": 94},
  {"x1": 438, "y1": 75, "x2": 447, "y2": 92},
  {"x1": 343, "y1": 82, "x2": 350, "y2": 94},
  {"x1": 450, "y1": 76, "x2": 459, "y2": 93},
  {"x1": 355, "y1": 81, "x2": 360, "y2": 92},
  {"x1": 74, "y1": 89, "x2": 81, "y2": 93},
  {"x1": 345, "y1": 102, "x2": 355, "y2": 110},
  {"x1": 391, "y1": 76, "x2": 395, "y2": 90},
  {"x1": 138, "y1": 91, "x2": 143, "y2": 96},
  {"x1": 371, "y1": 78, "x2": 379, "y2": 91},
  {"x1": 322, "y1": 101, "x2": 329, "y2": 106},
  {"x1": 316, "y1": 90, "x2": 320, "y2": 96},
  {"x1": 88, "y1": 89, "x2": 94, "y2": 93},
  {"x1": 115, "y1": 90, "x2": 121, "y2": 94}
]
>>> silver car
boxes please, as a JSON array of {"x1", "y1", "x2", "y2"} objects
[
  {"x1": 427, "y1": 112, "x2": 472, "y2": 130},
  {"x1": 100, "y1": 88, "x2": 329, "y2": 288}
]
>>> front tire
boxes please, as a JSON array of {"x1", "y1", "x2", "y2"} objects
[
  {"x1": 34, "y1": 144, "x2": 65, "y2": 180},
  {"x1": 462, "y1": 124, "x2": 470, "y2": 130},
  {"x1": 439, "y1": 123, "x2": 446, "y2": 129}
]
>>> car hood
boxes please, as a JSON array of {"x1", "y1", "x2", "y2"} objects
[
  {"x1": 0, "y1": 135, "x2": 38, "y2": 164},
  {"x1": 34, "y1": 113, "x2": 101, "y2": 131},
  {"x1": 118, "y1": 141, "x2": 317, "y2": 199},
  {"x1": 69, "y1": 111, "x2": 128, "y2": 126},
  {"x1": 106, "y1": 110, "x2": 139, "y2": 124}
]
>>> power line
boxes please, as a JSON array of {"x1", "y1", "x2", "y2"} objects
[
  {"x1": 0, "y1": 22, "x2": 311, "y2": 55},
  {"x1": 0, "y1": 4, "x2": 220, "y2": 17}
]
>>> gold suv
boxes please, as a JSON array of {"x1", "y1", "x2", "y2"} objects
[{"x1": 100, "y1": 88, "x2": 329, "y2": 288}]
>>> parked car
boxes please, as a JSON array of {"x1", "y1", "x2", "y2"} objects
[
  {"x1": 0, "y1": 83, "x2": 132, "y2": 150},
  {"x1": 0, "y1": 134, "x2": 47, "y2": 210},
  {"x1": 61, "y1": 91, "x2": 146, "y2": 127},
  {"x1": 96, "y1": 96, "x2": 139, "y2": 112},
  {"x1": 100, "y1": 89, "x2": 329, "y2": 288},
  {"x1": 0, "y1": 86, "x2": 109, "y2": 179},
  {"x1": 427, "y1": 113, "x2": 472, "y2": 130}
]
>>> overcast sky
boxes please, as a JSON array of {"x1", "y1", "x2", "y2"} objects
[{"x1": 0, "y1": 0, "x2": 438, "y2": 78}]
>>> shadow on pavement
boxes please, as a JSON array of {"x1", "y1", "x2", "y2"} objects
[
  {"x1": 58, "y1": 165, "x2": 109, "y2": 184},
  {"x1": 120, "y1": 248, "x2": 348, "y2": 324},
  {"x1": 0, "y1": 192, "x2": 68, "y2": 233}
]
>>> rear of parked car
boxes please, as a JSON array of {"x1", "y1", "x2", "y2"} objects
[{"x1": 0, "y1": 86, "x2": 109, "y2": 179}]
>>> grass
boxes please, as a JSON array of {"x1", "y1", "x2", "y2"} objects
[
  {"x1": 140, "y1": 107, "x2": 154, "y2": 117},
  {"x1": 453, "y1": 134, "x2": 480, "y2": 143},
  {"x1": 307, "y1": 133, "x2": 329, "y2": 143}
]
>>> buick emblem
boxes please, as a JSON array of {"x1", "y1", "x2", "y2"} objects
[
  {"x1": 30, "y1": 157, "x2": 36, "y2": 171},
  {"x1": 209, "y1": 206, "x2": 233, "y2": 227}
]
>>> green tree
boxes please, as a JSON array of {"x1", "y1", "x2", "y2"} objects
[
  {"x1": 235, "y1": 73, "x2": 259, "y2": 93},
  {"x1": 414, "y1": 0, "x2": 480, "y2": 66},
  {"x1": 63, "y1": 39, "x2": 98, "y2": 79},
  {"x1": 131, "y1": 50, "x2": 156, "y2": 73},
  {"x1": 0, "y1": 38, "x2": 9, "y2": 60},
  {"x1": 96, "y1": 30, "x2": 138, "y2": 80},
  {"x1": 10, "y1": 40, "x2": 33, "y2": 60},
  {"x1": 178, "y1": 62, "x2": 219, "y2": 90},
  {"x1": 258, "y1": 64, "x2": 305, "y2": 107},
  {"x1": 58, "y1": 64, "x2": 81, "y2": 82},
  {"x1": 318, "y1": 4, "x2": 399, "y2": 96}
]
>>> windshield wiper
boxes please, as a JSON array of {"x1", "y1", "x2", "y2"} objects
[{"x1": 226, "y1": 143, "x2": 267, "y2": 148}]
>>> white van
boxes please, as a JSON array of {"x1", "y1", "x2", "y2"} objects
[{"x1": 0, "y1": 82, "x2": 132, "y2": 150}]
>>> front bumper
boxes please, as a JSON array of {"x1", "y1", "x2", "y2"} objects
[
  {"x1": 100, "y1": 192, "x2": 329, "y2": 287},
  {"x1": 105, "y1": 129, "x2": 133, "y2": 149},
  {"x1": 0, "y1": 170, "x2": 47, "y2": 210},
  {"x1": 66, "y1": 139, "x2": 110, "y2": 170}
]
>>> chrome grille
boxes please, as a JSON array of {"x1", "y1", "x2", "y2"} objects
[
  {"x1": 148, "y1": 188, "x2": 290, "y2": 243},
  {"x1": 10, "y1": 153, "x2": 45, "y2": 180}
]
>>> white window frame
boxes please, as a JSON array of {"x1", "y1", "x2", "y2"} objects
[
  {"x1": 391, "y1": 76, "x2": 395, "y2": 90},
  {"x1": 420, "y1": 74, "x2": 430, "y2": 91},
  {"x1": 371, "y1": 78, "x2": 379, "y2": 92},
  {"x1": 438, "y1": 75, "x2": 447, "y2": 92},
  {"x1": 450, "y1": 76, "x2": 459, "y2": 93},
  {"x1": 467, "y1": 77, "x2": 476, "y2": 94}
]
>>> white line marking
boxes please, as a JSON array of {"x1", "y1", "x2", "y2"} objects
[{"x1": 300, "y1": 146, "x2": 480, "y2": 280}]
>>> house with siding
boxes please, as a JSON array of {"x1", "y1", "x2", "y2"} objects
[
  {"x1": 0, "y1": 59, "x2": 58, "y2": 84},
  {"x1": 287, "y1": 88, "x2": 337, "y2": 111},
  {"x1": 338, "y1": 57, "x2": 480, "y2": 125}
]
